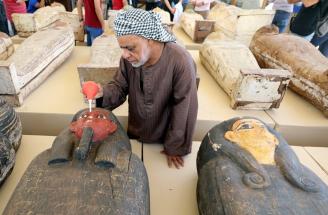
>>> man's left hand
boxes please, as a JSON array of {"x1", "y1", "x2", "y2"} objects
[{"x1": 161, "y1": 150, "x2": 184, "y2": 169}]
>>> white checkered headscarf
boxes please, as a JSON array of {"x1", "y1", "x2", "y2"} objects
[{"x1": 114, "y1": 8, "x2": 176, "y2": 43}]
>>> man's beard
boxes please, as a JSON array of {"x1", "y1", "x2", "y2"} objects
[
  {"x1": 131, "y1": 54, "x2": 148, "y2": 68},
  {"x1": 131, "y1": 61, "x2": 144, "y2": 68}
]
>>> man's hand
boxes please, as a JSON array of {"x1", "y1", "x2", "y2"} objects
[
  {"x1": 161, "y1": 150, "x2": 184, "y2": 169},
  {"x1": 170, "y1": 7, "x2": 176, "y2": 15}
]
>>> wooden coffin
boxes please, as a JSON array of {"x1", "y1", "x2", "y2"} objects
[
  {"x1": 207, "y1": 3, "x2": 274, "y2": 46},
  {"x1": 179, "y1": 12, "x2": 215, "y2": 43},
  {"x1": 3, "y1": 109, "x2": 150, "y2": 215},
  {"x1": 197, "y1": 117, "x2": 328, "y2": 215},
  {"x1": 0, "y1": 33, "x2": 14, "y2": 60},
  {"x1": 12, "y1": 6, "x2": 65, "y2": 37},
  {"x1": 78, "y1": 34, "x2": 122, "y2": 87},
  {"x1": 58, "y1": 11, "x2": 84, "y2": 42},
  {"x1": 153, "y1": 7, "x2": 174, "y2": 31},
  {"x1": 0, "y1": 22, "x2": 74, "y2": 106},
  {"x1": 200, "y1": 40, "x2": 290, "y2": 109},
  {"x1": 0, "y1": 98, "x2": 22, "y2": 186},
  {"x1": 250, "y1": 26, "x2": 328, "y2": 117}
]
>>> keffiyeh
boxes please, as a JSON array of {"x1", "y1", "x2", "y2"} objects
[{"x1": 114, "y1": 8, "x2": 176, "y2": 43}]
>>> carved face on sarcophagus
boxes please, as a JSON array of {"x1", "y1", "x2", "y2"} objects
[
  {"x1": 197, "y1": 117, "x2": 328, "y2": 215},
  {"x1": 4, "y1": 109, "x2": 150, "y2": 215},
  {"x1": 250, "y1": 25, "x2": 328, "y2": 117},
  {"x1": 0, "y1": 98, "x2": 22, "y2": 186}
]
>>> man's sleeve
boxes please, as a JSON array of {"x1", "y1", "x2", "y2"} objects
[
  {"x1": 100, "y1": 58, "x2": 129, "y2": 110},
  {"x1": 163, "y1": 52, "x2": 198, "y2": 156}
]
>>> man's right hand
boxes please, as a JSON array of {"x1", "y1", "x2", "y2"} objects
[{"x1": 95, "y1": 83, "x2": 103, "y2": 99}]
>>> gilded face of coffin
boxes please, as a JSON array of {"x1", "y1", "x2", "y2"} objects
[{"x1": 224, "y1": 119, "x2": 279, "y2": 165}]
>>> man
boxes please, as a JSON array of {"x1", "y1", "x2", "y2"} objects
[
  {"x1": 77, "y1": 0, "x2": 104, "y2": 46},
  {"x1": 96, "y1": 9, "x2": 198, "y2": 169},
  {"x1": 3, "y1": 0, "x2": 26, "y2": 35},
  {"x1": 289, "y1": 0, "x2": 321, "y2": 40},
  {"x1": 289, "y1": 0, "x2": 327, "y2": 56},
  {"x1": 268, "y1": 0, "x2": 294, "y2": 33}
]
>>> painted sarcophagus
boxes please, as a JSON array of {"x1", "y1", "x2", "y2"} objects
[
  {"x1": 250, "y1": 25, "x2": 328, "y2": 117},
  {"x1": 0, "y1": 98, "x2": 22, "y2": 186},
  {"x1": 4, "y1": 108, "x2": 150, "y2": 215},
  {"x1": 197, "y1": 117, "x2": 328, "y2": 215}
]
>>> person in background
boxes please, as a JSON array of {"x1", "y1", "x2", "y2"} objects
[
  {"x1": 288, "y1": 0, "x2": 320, "y2": 40},
  {"x1": 0, "y1": 0, "x2": 9, "y2": 34},
  {"x1": 112, "y1": 0, "x2": 127, "y2": 10},
  {"x1": 311, "y1": 33, "x2": 328, "y2": 57},
  {"x1": 145, "y1": 0, "x2": 161, "y2": 11},
  {"x1": 77, "y1": 0, "x2": 104, "y2": 46},
  {"x1": 269, "y1": 0, "x2": 294, "y2": 33},
  {"x1": 95, "y1": 9, "x2": 198, "y2": 169},
  {"x1": 3, "y1": 0, "x2": 26, "y2": 35},
  {"x1": 163, "y1": 0, "x2": 180, "y2": 21},
  {"x1": 27, "y1": 0, "x2": 43, "y2": 13},
  {"x1": 182, "y1": 0, "x2": 188, "y2": 10},
  {"x1": 190, "y1": 0, "x2": 211, "y2": 19},
  {"x1": 288, "y1": 0, "x2": 327, "y2": 57}
]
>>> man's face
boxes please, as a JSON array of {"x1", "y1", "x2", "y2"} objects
[{"x1": 117, "y1": 35, "x2": 151, "y2": 67}]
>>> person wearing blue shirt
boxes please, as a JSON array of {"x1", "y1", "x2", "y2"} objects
[{"x1": 27, "y1": 0, "x2": 41, "y2": 13}]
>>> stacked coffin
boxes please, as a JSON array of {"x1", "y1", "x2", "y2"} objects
[
  {"x1": 207, "y1": 3, "x2": 274, "y2": 46},
  {"x1": 178, "y1": 12, "x2": 215, "y2": 43},
  {"x1": 200, "y1": 38, "x2": 291, "y2": 109},
  {"x1": 250, "y1": 26, "x2": 328, "y2": 117},
  {"x1": 12, "y1": 6, "x2": 65, "y2": 38},
  {"x1": 58, "y1": 11, "x2": 84, "y2": 42},
  {"x1": 77, "y1": 34, "x2": 122, "y2": 87},
  {"x1": 0, "y1": 23, "x2": 74, "y2": 106}
]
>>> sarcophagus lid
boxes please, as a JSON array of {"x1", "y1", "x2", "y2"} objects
[
  {"x1": 3, "y1": 109, "x2": 150, "y2": 215},
  {"x1": 0, "y1": 98, "x2": 22, "y2": 186},
  {"x1": 207, "y1": 4, "x2": 274, "y2": 46},
  {"x1": 12, "y1": 6, "x2": 65, "y2": 37},
  {"x1": 77, "y1": 34, "x2": 122, "y2": 88},
  {"x1": 200, "y1": 39, "x2": 290, "y2": 109},
  {"x1": 250, "y1": 25, "x2": 328, "y2": 117},
  {"x1": 179, "y1": 12, "x2": 215, "y2": 43},
  {"x1": 197, "y1": 117, "x2": 328, "y2": 215}
]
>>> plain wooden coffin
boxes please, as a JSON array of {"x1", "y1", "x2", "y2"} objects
[
  {"x1": 77, "y1": 34, "x2": 122, "y2": 87},
  {"x1": 179, "y1": 12, "x2": 215, "y2": 43},
  {"x1": 207, "y1": 3, "x2": 274, "y2": 46},
  {"x1": 200, "y1": 40, "x2": 290, "y2": 109},
  {"x1": 0, "y1": 23, "x2": 74, "y2": 106},
  {"x1": 12, "y1": 6, "x2": 65, "y2": 37}
]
